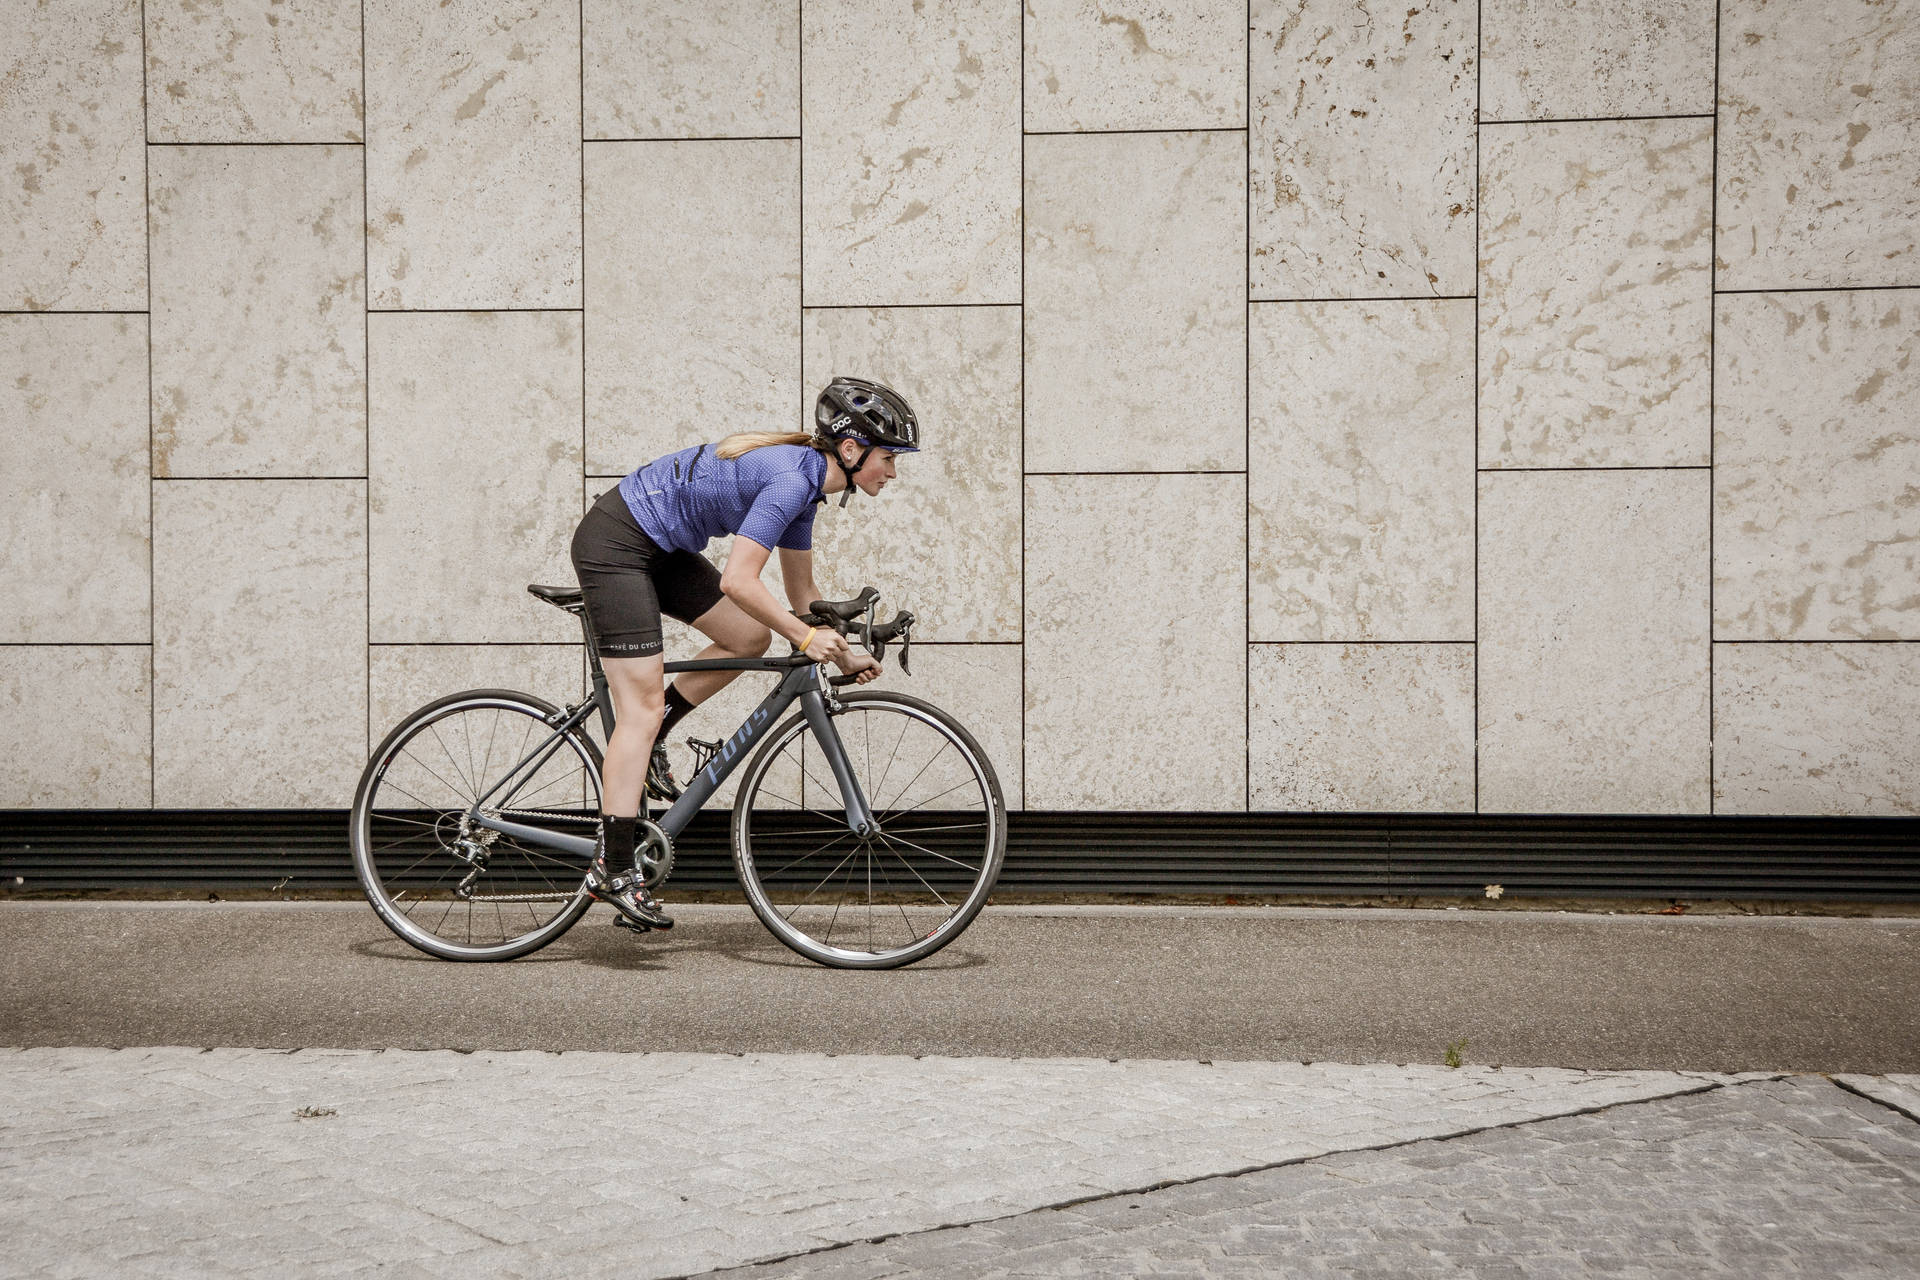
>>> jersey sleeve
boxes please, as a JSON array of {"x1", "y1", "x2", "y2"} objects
[{"x1": 737, "y1": 472, "x2": 819, "y2": 552}]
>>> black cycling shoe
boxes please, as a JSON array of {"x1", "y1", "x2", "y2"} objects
[
  {"x1": 587, "y1": 859, "x2": 674, "y2": 931},
  {"x1": 645, "y1": 743, "x2": 683, "y2": 802}
]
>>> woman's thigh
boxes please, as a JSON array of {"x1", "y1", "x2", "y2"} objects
[{"x1": 689, "y1": 595, "x2": 773, "y2": 655}]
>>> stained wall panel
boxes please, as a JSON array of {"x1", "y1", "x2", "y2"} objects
[
  {"x1": 803, "y1": 306, "x2": 1022, "y2": 642},
  {"x1": 153, "y1": 480, "x2": 367, "y2": 807},
  {"x1": 1024, "y1": 0, "x2": 1245, "y2": 132},
  {"x1": 145, "y1": 0, "x2": 364, "y2": 142},
  {"x1": 149, "y1": 145, "x2": 365, "y2": 478},
  {"x1": 801, "y1": 0, "x2": 1020, "y2": 306},
  {"x1": 0, "y1": 647, "x2": 151, "y2": 809},
  {"x1": 586, "y1": 140, "x2": 799, "y2": 475},
  {"x1": 1479, "y1": 119, "x2": 1713, "y2": 469},
  {"x1": 1249, "y1": 300, "x2": 1474, "y2": 642},
  {"x1": 369, "y1": 312, "x2": 582, "y2": 644},
  {"x1": 1250, "y1": 0, "x2": 1475, "y2": 300},
  {"x1": 1714, "y1": 290, "x2": 1920, "y2": 642},
  {"x1": 584, "y1": 0, "x2": 798, "y2": 140},
  {"x1": 1, "y1": 315, "x2": 150, "y2": 644},
  {"x1": 365, "y1": 0, "x2": 581, "y2": 309},
  {"x1": 1025, "y1": 474, "x2": 1244, "y2": 811},
  {"x1": 1249, "y1": 644, "x2": 1475, "y2": 813},
  {"x1": 1025, "y1": 130, "x2": 1244, "y2": 473},
  {"x1": 1718, "y1": 0, "x2": 1920, "y2": 290},
  {"x1": 1480, "y1": 0, "x2": 1715, "y2": 121},
  {"x1": 1716, "y1": 642, "x2": 1920, "y2": 817},
  {"x1": 1, "y1": 0, "x2": 145, "y2": 310},
  {"x1": 1478, "y1": 469, "x2": 1711, "y2": 814}
]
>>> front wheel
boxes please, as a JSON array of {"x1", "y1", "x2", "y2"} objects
[
  {"x1": 350, "y1": 689, "x2": 600, "y2": 961},
  {"x1": 731, "y1": 690, "x2": 1006, "y2": 969}
]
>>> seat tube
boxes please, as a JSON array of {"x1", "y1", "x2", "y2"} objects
[{"x1": 799, "y1": 688, "x2": 876, "y2": 837}]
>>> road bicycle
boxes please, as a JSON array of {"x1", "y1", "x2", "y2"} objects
[{"x1": 349, "y1": 584, "x2": 1006, "y2": 969}]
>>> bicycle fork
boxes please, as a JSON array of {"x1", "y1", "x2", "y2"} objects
[{"x1": 801, "y1": 687, "x2": 878, "y2": 838}]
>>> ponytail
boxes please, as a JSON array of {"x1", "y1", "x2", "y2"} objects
[{"x1": 715, "y1": 431, "x2": 818, "y2": 460}]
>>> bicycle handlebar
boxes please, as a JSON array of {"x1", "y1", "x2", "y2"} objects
[{"x1": 793, "y1": 586, "x2": 915, "y2": 680}]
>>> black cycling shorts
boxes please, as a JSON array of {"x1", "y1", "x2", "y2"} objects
[{"x1": 570, "y1": 486, "x2": 725, "y2": 658}]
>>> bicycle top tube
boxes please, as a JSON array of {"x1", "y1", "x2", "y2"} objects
[{"x1": 663, "y1": 654, "x2": 813, "y2": 675}]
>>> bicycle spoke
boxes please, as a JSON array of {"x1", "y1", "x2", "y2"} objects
[
  {"x1": 873, "y1": 830, "x2": 981, "y2": 873},
  {"x1": 425, "y1": 722, "x2": 476, "y2": 800},
  {"x1": 876, "y1": 833, "x2": 954, "y2": 910},
  {"x1": 876, "y1": 738, "x2": 953, "y2": 814}
]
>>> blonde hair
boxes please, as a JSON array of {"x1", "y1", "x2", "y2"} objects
[{"x1": 715, "y1": 431, "x2": 818, "y2": 460}]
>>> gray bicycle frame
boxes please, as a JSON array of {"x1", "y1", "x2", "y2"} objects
[{"x1": 465, "y1": 652, "x2": 876, "y2": 862}]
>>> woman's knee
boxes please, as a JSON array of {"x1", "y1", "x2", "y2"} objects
[{"x1": 731, "y1": 626, "x2": 772, "y2": 657}]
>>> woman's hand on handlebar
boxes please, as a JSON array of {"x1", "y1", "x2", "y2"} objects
[
  {"x1": 837, "y1": 651, "x2": 882, "y2": 685},
  {"x1": 802, "y1": 627, "x2": 850, "y2": 665}
]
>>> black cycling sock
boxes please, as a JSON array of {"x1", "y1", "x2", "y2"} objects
[
  {"x1": 658, "y1": 683, "x2": 696, "y2": 741},
  {"x1": 600, "y1": 815, "x2": 639, "y2": 870}
]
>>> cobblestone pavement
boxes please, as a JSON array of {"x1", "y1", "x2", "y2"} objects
[
  {"x1": 724, "y1": 1077, "x2": 1920, "y2": 1279},
  {"x1": 0, "y1": 1048, "x2": 1775, "y2": 1278}
]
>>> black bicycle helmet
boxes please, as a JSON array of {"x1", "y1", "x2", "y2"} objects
[{"x1": 813, "y1": 376, "x2": 920, "y2": 507}]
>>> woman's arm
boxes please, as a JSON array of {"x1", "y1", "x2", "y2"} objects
[{"x1": 777, "y1": 547, "x2": 822, "y2": 615}]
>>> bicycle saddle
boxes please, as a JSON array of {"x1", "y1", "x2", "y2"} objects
[{"x1": 527, "y1": 583, "x2": 583, "y2": 609}]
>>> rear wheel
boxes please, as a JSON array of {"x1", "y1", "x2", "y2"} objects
[
  {"x1": 350, "y1": 689, "x2": 599, "y2": 961},
  {"x1": 731, "y1": 690, "x2": 1006, "y2": 969}
]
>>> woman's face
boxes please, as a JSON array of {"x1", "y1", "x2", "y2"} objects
[{"x1": 842, "y1": 441, "x2": 898, "y2": 496}]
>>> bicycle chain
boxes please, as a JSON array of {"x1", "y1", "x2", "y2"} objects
[{"x1": 458, "y1": 806, "x2": 675, "y2": 893}]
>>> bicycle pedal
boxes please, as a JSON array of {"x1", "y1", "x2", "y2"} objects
[{"x1": 611, "y1": 915, "x2": 653, "y2": 934}]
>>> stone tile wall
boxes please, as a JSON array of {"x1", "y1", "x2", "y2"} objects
[{"x1": 3, "y1": 0, "x2": 1915, "y2": 816}]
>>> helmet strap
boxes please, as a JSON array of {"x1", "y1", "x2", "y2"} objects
[{"x1": 835, "y1": 442, "x2": 875, "y2": 508}]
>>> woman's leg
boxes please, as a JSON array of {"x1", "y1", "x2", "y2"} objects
[
  {"x1": 598, "y1": 654, "x2": 666, "y2": 818},
  {"x1": 670, "y1": 597, "x2": 774, "y2": 706}
]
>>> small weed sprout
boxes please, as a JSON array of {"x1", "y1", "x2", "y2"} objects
[{"x1": 1443, "y1": 1038, "x2": 1469, "y2": 1069}]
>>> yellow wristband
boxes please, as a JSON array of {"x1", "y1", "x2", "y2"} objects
[{"x1": 801, "y1": 626, "x2": 818, "y2": 654}]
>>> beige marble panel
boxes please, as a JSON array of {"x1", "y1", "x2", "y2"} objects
[
  {"x1": 1478, "y1": 469, "x2": 1711, "y2": 814},
  {"x1": 1718, "y1": 0, "x2": 1920, "y2": 290},
  {"x1": 1025, "y1": 130, "x2": 1244, "y2": 473},
  {"x1": 585, "y1": 0, "x2": 797, "y2": 139},
  {"x1": 365, "y1": 0, "x2": 580, "y2": 309},
  {"x1": 1480, "y1": 0, "x2": 1714, "y2": 121},
  {"x1": 1249, "y1": 644, "x2": 1474, "y2": 812},
  {"x1": 369, "y1": 313, "x2": 582, "y2": 644},
  {"x1": 1479, "y1": 119, "x2": 1713, "y2": 469},
  {"x1": 153, "y1": 480, "x2": 367, "y2": 807},
  {"x1": 586, "y1": 140, "x2": 799, "y2": 474},
  {"x1": 1026, "y1": 474, "x2": 1244, "y2": 810},
  {"x1": 149, "y1": 145, "x2": 365, "y2": 479},
  {"x1": 1, "y1": 0, "x2": 144, "y2": 309},
  {"x1": 0, "y1": 647, "x2": 151, "y2": 808},
  {"x1": 0, "y1": 315, "x2": 149, "y2": 643},
  {"x1": 1249, "y1": 300, "x2": 1474, "y2": 642},
  {"x1": 145, "y1": 0, "x2": 363, "y2": 142},
  {"x1": 1715, "y1": 642, "x2": 1920, "y2": 816},
  {"x1": 801, "y1": 0, "x2": 1021, "y2": 305},
  {"x1": 1024, "y1": 0, "x2": 1245, "y2": 132},
  {"x1": 803, "y1": 306, "x2": 1021, "y2": 641},
  {"x1": 369, "y1": 645, "x2": 583, "y2": 743},
  {"x1": 1714, "y1": 290, "x2": 1919, "y2": 642},
  {"x1": 1250, "y1": 0, "x2": 1475, "y2": 300}
]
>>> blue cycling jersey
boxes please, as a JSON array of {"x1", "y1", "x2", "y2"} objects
[{"x1": 618, "y1": 443, "x2": 828, "y2": 555}]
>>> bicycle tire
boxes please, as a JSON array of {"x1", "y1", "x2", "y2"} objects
[
  {"x1": 730, "y1": 689, "x2": 1006, "y2": 969},
  {"x1": 350, "y1": 688, "x2": 600, "y2": 961}
]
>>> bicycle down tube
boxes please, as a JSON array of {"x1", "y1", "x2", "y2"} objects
[{"x1": 465, "y1": 656, "x2": 878, "y2": 858}]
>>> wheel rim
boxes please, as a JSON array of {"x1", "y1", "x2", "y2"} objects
[
  {"x1": 353, "y1": 696, "x2": 598, "y2": 958},
  {"x1": 736, "y1": 698, "x2": 1001, "y2": 966}
]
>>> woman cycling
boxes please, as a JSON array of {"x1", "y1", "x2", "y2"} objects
[{"x1": 568, "y1": 376, "x2": 921, "y2": 932}]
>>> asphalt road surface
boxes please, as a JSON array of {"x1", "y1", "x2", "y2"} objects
[{"x1": 3, "y1": 902, "x2": 1916, "y2": 1073}]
